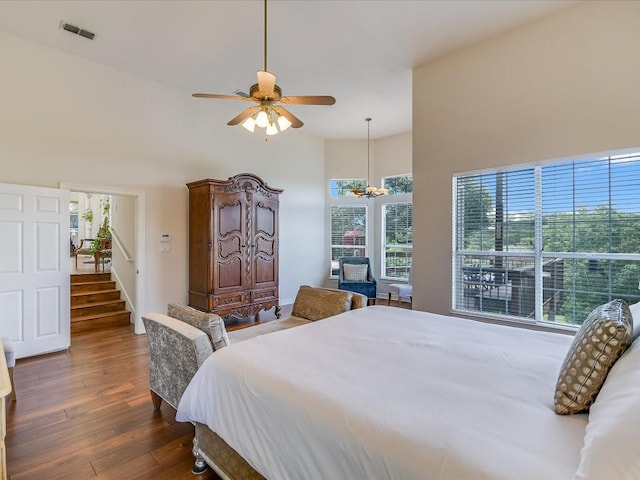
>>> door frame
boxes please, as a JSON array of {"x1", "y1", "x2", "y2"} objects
[{"x1": 60, "y1": 182, "x2": 146, "y2": 335}]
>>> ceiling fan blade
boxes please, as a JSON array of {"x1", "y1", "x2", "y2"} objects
[
  {"x1": 273, "y1": 106, "x2": 304, "y2": 128},
  {"x1": 281, "y1": 95, "x2": 336, "y2": 106},
  {"x1": 193, "y1": 93, "x2": 251, "y2": 101},
  {"x1": 227, "y1": 106, "x2": 260, "y2": 126},
  {"x1": 257, "y1": 70, "x2": 276, "y2": 97}
]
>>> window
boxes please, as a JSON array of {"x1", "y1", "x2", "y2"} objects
[
  {"x1": 383, "y1": 203, "x2": 413, "y2": 279},
  {"x1": 383, "y1": 174, "x2": 413, "y2": 194},
  {"x1": 381, "y1": 175, "x2": 413, "y2": 279},
  {"x1": 453, "y1": 152, "x2": 640, "y2": 327},
  {"x1": 330, "y1": 179, "x2": 366, "y2": 197},
  {"x1": 330, "y1": 205, "x2": 367, "y2": 276}
]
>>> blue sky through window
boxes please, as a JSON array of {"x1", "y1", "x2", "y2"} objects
[{"x1": 475, "y1": 154, "x2": 640, "y2": 214}]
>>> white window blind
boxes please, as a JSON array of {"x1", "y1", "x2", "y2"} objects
[
  {"x1": 330, "y1": 205, "x2": 367, "y2": 276},
  {"x1": 453, "y1": 152, "x2": 640, "y2": 327},
  {"x1": 383, "y1": 203, "x2": 413, "y2": 279}
]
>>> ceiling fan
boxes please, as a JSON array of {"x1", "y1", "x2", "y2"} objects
[{"x1": 193, "y1": 0, "x2": 336, "y2": 137}]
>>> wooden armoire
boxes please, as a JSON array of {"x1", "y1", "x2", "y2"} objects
[{"x1": 187, "y1": 174, "x2": 282, "y2": 320}]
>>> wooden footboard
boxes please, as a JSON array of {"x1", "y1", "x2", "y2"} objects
[{"x1": 194, "y1": 423, "x2": 265, "y2": 480}]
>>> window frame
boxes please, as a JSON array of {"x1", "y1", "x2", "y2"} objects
[
  {"x1": 452, "y1": 151, "x2": 640, "y2": 329},
  {"x1": 380, "y1": 197, "x2": 413, "y2": 281},
  {"x1": 329, "y1": 200, "x2": 369, "y2": 279}
]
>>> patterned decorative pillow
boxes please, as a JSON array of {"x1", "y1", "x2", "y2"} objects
[
  {"x1": 291, "y1": 285, "x2": 353, "y2": 321},
  {"x1": 343, "y1": 263, "x2": 368, "y2": 282},
  {"x1": 554, "y1": 299, "x2": 633, "y2": 415},
  {"x1": 167, "y1": 302, "x2": 230, "y2": 350}
]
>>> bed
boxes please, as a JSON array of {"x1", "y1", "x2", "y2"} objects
[{"x1": 176, "y1": 304, "x2": 640, "y2": 480}]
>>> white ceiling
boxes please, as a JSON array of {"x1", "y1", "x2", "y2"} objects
[{"x1": 0, "y1": 0, "x2": 578, "y2": 140}]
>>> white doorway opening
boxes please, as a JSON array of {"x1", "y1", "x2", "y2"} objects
[{"x1": 61, "y1": 182, "x2": 146, "y2": 335}]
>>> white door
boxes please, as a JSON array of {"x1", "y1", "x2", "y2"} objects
[{"x1": 0, "y1": 183, "x2": 70, "y2": 358}]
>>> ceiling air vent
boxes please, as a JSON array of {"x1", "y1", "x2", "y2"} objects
[{"x1": 60, "y1": 21, "x2": 95, "y2": 40}]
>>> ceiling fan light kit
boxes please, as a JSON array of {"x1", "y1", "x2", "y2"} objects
[
  {"x1": 193, "y1": 0, "x2": 335, "y2": 139},
  {"x1": 352, "y1": 118, "x2": 388, "y2": 198}
]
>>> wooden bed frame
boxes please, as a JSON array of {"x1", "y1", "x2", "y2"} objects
[{"x1": 193, "y1": 423, "x2": 264, "y2": 479}]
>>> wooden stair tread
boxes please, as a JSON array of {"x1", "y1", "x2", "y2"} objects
[
  {"x1": 71, "y1": 289, "x2": 119, "y2": 297},
  {"x1": 71, "y1": 280, "x2": 115, "y2": 287},
  {"x1": 72, "y1": 310, "x2": 130, "y2": 323},
  {"x1": 71, "y1": 299, "x2": 124, "y2": 309}
]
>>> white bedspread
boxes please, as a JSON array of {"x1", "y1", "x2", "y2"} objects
[{"x1": 177, "y1": 306, "x2": 587, "y2": 480}]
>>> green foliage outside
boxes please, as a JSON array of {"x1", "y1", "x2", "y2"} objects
[
  {"x1": 384, "y1": 203, "x2": 413, "y2": 278},
  {"x1": 459, "y1": 179, "x2": 640, "y2": 325},
  {"x1": 383, "y1": 175, "x2": 413, "y2": 194}
]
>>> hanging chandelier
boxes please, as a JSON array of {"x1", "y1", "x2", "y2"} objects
[{"x1": 351, "y1": 117, "x2": 388, "y2": 198}]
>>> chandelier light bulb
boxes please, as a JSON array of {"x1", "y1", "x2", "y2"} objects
[
  {"x1": 266, "y1": 122, "x2": 279, "y2": 136},
  {"x1": 255, "y1": 110, "x2": 270, "y2": 128},
  {"x1": 242, "y1": 116, "x2": 256, "y2": 132},
  {"x1": 277, "y1": 114, "x2": 292, "y2": 132}
]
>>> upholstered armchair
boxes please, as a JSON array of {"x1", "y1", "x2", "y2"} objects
[
  {"x1": 142, "y1": 304, "x2": 228, "y2": 411},
  {"x1": 338, "y1": 256, "x2": 377, "y2": 304}
]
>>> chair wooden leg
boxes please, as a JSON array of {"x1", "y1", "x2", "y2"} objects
[
  {"x1": 151, "y1": 390, "x2": 163, "y2": 411},
  {"x1": 8, "y1": 367, "x2": 16, "y2": 402},
  {"x1": 388, "y1": 293, "x2": 392, "y2": 306}
]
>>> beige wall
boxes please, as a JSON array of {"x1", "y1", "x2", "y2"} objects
[
  {"x1": 325, "y1": 131, "x2": 412, "y2": 184},
  {"x1": 110, "y1": 194, "x2": 137, "y2": 315},
  {"x1": 0, "y1": 30, "x2": 326, "y2": 328},
  {"x1": 412, "y1": 1, "x2": 640, "y2": 315}
]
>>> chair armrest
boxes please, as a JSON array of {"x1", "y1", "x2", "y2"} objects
[
  {"x1": 167, "y1": 303, "x2": 229, "y2": 351},
  {"x1": 142, "y1": 313, "x2": 214, "y2": 410}
]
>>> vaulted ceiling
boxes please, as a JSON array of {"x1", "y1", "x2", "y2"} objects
[{"x1": 0, "y1": 0, "x2": 578, "y2": 139}]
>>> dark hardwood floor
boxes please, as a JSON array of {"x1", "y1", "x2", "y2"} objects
[
  {"x1": 5, "y1": 297, "x2": 409, "y2": 479},
  {"x1": 6, "y1": 323, "x2": 219, "y2": 480}
]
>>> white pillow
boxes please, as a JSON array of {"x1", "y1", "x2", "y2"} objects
[
  {"x1": 574, "y1": 336, "x2": 640, "y2": 479},
  {"x1": 629, "y1": 301, "x2": 640, "y2": 339},
  {"x1": 343, "y1": 263, "x2": 367, "y2": 282}
]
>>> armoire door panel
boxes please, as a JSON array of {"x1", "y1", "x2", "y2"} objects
[
  {"x1": 218, "y1": 236, "x2": 242, "y2": 259},
  {"x1": 254, "y1": 201, "x2": 276, "y2": 237},
  {"x1": 254, "y1": 257, "x2": 275, "y2": 285},
  {"x1": 216, "y1": 199, "x2": 243, "y2": 237},
  {"x1": 254, "y1": 236, "x2": 274, "y2": 257},
  {"x1": 217, "y1": 258, "x2": 243, "y2": 289}
]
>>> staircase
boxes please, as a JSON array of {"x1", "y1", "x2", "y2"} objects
[{"x1": 70, "y1": 273, "x2": 131, "y2": 334}]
